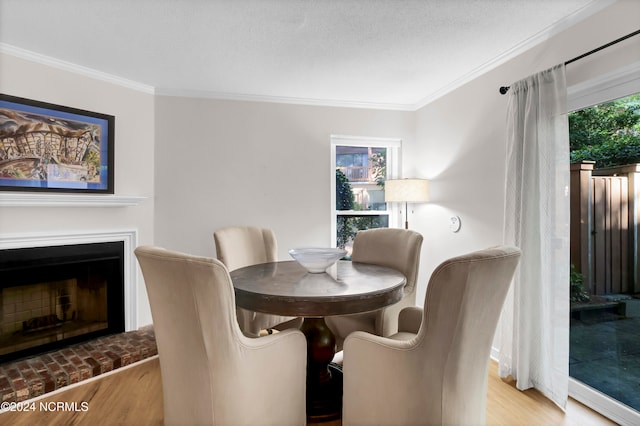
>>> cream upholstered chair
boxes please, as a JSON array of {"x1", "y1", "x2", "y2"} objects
[
  {"x1": 135, "y1": 246, "x2": 307, "y2": 426},
  {"x1": 326, "y1": 228, "x2": 423, "y2": 350},
  {"x1": 341, "y1": 245, "x2": 521, "y2": 426},
  {"x1": 214, "y1": 226, "x2": 302, "y2": 337}
]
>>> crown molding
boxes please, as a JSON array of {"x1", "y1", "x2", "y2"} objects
[
  {"x1": 0, "y1": 42, "x2": 412, "y2": 109},
  {"x1": 154, "y1": 87, "x2": 415, "y2": 111},
  {"x1": 0, "y1": 43, "x2": 155, "y2": 95},
  {"x1": 1, "y1": 41, "x2": 411, "y2": 110},
  {"x1": 412, "y1": 0, "x2": 617, "y2": 110}
]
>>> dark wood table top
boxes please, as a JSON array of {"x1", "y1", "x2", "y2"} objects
[{"x1": 230, "y1": 260, "x2": 406, "y2": 317}]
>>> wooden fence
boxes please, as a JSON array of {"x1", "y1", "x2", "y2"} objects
[{"x1": 570, "y1": 161, "x2": 640, "y2": 295}]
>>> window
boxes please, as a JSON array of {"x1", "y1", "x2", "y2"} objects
[{"x1": 330, "y1": 136, "x2": 400, "y2": 255}]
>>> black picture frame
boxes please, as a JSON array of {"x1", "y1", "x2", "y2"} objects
[{"x1": 0, "y1": 94, "x2": 114, "y2": 194}]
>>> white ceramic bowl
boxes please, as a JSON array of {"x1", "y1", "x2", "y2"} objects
[{"x1": 288, "y1": 247, "x2": 347, "y2": 273}]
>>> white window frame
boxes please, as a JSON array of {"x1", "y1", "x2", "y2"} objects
[{"x1": 330, "y1": 135, "x2": 401, "y2": 248}]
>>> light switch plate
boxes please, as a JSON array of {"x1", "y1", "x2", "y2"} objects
[{"x1": 450, "y1": 216, "x2": 461, "y2": 233}]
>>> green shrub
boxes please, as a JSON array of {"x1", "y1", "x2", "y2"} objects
[{"x1": 570, "y1": 264, "x2": 590, "y2": 303}]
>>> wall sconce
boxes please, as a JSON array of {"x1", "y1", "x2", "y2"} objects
[{"x1": 384, "y1": 178, "x2": 430, "y2": 229}]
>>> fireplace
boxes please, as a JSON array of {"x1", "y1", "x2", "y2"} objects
[{"x1": 0, "y1": 241, "x2": 125, "y2": 363}]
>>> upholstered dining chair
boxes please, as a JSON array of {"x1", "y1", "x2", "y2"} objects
[
  {"x1": 135, "y1": 246, "x2": 307, "y2": 426},
  {"x1": 214, "y1": 226, "x2": 302, "y2": 337},
  {"x1": 326, "y1": 228, "x2": 423, "y2": 350},
  {"x1": 341, "y1": 245, "x2": 521, "y2": 426}
]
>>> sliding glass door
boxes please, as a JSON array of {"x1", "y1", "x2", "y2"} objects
[{"x1": 569, "y1": 93, "x2": 640, "y2": 422}]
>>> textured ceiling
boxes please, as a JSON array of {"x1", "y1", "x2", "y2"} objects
[{"x1": 0, "y1": 0, "x2": 603, "y2": 110}]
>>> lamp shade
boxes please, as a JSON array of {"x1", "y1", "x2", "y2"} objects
[{"x1": 384, "y1": 179, "x2": 430, "y2": 203}]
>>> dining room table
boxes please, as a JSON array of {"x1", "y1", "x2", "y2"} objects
[{"x1": 230, "y1": 259, "x2": 406, "y2": 422}]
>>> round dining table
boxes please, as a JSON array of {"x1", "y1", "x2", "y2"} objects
[{"x1": 230, "y1": 260, "x2": 406, "y2": 422}]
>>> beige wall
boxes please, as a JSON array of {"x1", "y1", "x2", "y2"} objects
[
  {"x1": 153, "y1": 97, "x2": 415, "y2": 259},
  {"x1": 407, "y1": 0, "x2": 640, "y2": 307},
  {"x1": 0, "y1": 54, "x2": 156, "y2": 326}
]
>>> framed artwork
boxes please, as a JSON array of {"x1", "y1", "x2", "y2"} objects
[{"x1": 0, "y1": 94, "x2": 114, "y2": 194}]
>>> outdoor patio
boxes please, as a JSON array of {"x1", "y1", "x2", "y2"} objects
[{"x1": 570, "y1": 296, "x2": 640, "y2": 412}]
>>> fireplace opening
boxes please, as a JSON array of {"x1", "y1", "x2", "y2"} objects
[{"x1": 0, "y1": 241, "x2": 124, "y2": 363}]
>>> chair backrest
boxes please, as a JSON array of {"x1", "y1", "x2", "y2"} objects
[
  {"x1": 417, "y1": 245, "x2": 521, "y2": 424},
  {"x1": 214, "y1": 226, "x2": 277, "y2": 272},
  {"x1": 135, "y1": 245, "x2": 242, "y2": 425},
  {"x1": 351, "y1": 228, "x2": 423, "y2": 295}
]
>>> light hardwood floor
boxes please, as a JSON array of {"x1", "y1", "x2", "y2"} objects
[{"x1": 0, "y1": 356, "x2": 616, "y2": 425}]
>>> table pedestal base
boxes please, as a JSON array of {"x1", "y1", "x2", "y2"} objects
[{"x1": 300, "y1": 317, "x2": 342, "y2": 422}]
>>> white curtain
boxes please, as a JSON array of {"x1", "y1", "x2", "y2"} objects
[{"x1": 499, "y1": 64, "x2": 570, "y2": 409}]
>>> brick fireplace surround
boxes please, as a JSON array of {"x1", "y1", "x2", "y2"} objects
[{"x1": 0, "y1": 326, "x2": 156, "y2": 403}]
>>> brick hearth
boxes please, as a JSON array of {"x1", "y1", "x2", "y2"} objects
[{"x1": 0, "y1": 325, "x2": 156, "y2": 403}]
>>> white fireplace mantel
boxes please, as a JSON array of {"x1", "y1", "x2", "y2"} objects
[{"x1": 0, "y1": 192, "x2": 146, "y2": 207}]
